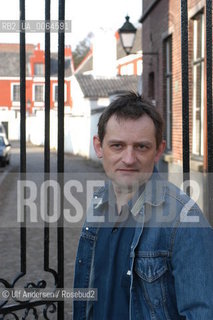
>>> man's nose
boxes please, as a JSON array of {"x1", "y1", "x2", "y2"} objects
[{"x1": 122, "y1": 147, "x2": 136, "y2": 165}]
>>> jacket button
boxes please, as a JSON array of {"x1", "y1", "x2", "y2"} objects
[
  {"x1": 78, "y1": 259, "x2": 82, "y2": 264},
  {"x1": 154, "y1": 299, "x2": 160, "y2": 306}
]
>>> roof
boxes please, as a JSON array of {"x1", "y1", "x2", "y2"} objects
[
  {"x1": 0, "y1": 43, "x2": 35, "y2": 53},
  {"x1": 74, "y1": 49, "x2": 93, "y2": 74},
  {"x1": 75, "y1": 74, "x2": 140, "y2": 98},
  {"x1": 0, "y1": 52, "x2": 32, "y2": 76},
  {"x1": 50, "y1": 53, "x2": 72, "y2": 77},
  {"x1": 0, "y1": 50, "x2": 72, "y2": 77},
  {"x1": 0, "y1": 43, "x2": 35, "y2": 76}
]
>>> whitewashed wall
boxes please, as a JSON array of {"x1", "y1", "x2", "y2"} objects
[
  {"x1": 2, "y1": 107, "x2": 103, "y2": 162},
  {"x1": 25, "y1": 109, "x2": 103, "y2": 161},
  {"x1": 0, "y1": 109, "x2": 20, "y2": 140},
  {"x1": 64, "y1": 114, "x2": 91, "y2": 158}
]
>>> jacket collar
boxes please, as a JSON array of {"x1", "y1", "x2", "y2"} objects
[
  {"x1": 143, "y1": 169, "x2": 167, "y2": 206},
  {"x1": 93, "y1": 167, "x2": 167, "y2": 211}
]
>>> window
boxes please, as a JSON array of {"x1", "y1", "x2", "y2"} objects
[
  {"x1": 53, "y1": 85, "x2": 58, "y2": 102},
  {"x1": 192, "y1": 12, "x2": 204, "y2": 156},
  {"x1": 53, "y1": 83, "x2": 67, "y2": 103},
  {"x1": 34, "y1": 63, "x2": 44, "y2": 76},
  {"x1": 34, "y1": 84, "x2": 44, "y2": 102},
  {"x1": 11, "y1": 84, "x2": 20, "y2": 102},
  {"x1": 148, "y1": 72, "x2": 155, "y2": 101},
  {"x1": 164, "y1": 36, "x2": 172, "y2": 151}
]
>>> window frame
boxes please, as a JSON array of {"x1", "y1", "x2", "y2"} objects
[
  {"x1": 52, "y1": 83, "x2": 67, "y2": 106},
  {"x1": 164, "y1": 35, "x2": 173, "y2": 152},
  {"x1": 33, "y1": 83, "x2": 45, "y2": 106},
  {"x1": 34, "y1": 63, "x2": 44, "y2": 76},
  {"x1": 192, "y1": 12, "x2": 204, "y2": 157},
  {"x1": 11, "y1": 83, "x2": 20, "y2": 106}
]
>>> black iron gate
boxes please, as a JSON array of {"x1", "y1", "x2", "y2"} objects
[
  {"x1": 181, "y1": 0, "x2": 213, "y2": 226},
  {"x1": 0, "y1": 0, "x2": 65, "y2": 318},
  {"x1": 0, "y1": 0, "x2": 212, "y2": 319}
]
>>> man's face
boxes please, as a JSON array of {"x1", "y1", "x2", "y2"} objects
[{"x1": 93, "y1": 115, "x2": 165, "y2": 190}]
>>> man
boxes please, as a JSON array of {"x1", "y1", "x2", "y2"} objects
[{"x1": 73, "y1": 92, "x2": 213, "y2": 319}]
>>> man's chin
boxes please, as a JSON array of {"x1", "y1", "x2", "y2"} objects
[
  {"x1": 113, "y1": 178, "x2": 143, "y2": 191},
  {"x1": 112, "y1": 174, "x2": 151, "y2": 190}
]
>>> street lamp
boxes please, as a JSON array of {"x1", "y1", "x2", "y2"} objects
[{"x1": 118, "y1": 15, "x2": 137, "y2": 55}]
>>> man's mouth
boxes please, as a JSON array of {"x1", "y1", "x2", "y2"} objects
[{"x1": 116, "y1": 169, "x2": 139, "y2": 172}]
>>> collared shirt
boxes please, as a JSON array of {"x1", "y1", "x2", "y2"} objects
[{"x1": 90, "y1": 184, "x2": 145, "y2": 320}]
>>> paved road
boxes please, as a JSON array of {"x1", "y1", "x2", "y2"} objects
[{"x1": 0, "y1": 141, "x2": 105, "y2": 319}]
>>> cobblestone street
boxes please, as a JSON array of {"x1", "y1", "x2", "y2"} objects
[{"x1": 0, "y1": 141, "x2": 105, "y2": 319}]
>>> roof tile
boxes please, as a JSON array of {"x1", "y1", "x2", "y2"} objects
[{"x1": 75, "y1": 74, "x2": 140, "y2": 98}]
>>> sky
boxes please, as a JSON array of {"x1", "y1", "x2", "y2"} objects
[{"x1": 0, "y1": 0, "x2": 142, "y2": 51}]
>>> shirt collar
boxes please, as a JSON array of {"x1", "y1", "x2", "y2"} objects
[
  {"x1": 93, "y1": 167, "x2": 166, "y2": 211},
  {"x1": 143, "y1": 168, "x2": 167, "y2": 206}
]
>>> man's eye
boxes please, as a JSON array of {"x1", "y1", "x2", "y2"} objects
[
  {"x1": 111, "y1": 144, "x2": 122, "y2": 149},
  {"x1": 137, "y1": 144, "x2": 147, "y2": 150}
]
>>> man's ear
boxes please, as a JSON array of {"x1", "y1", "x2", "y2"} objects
[
  {"x1": 154, "y1": 140, "x2": 166, "y2": 163},
  {"x1": 93, "y1": 135, "x2": 103, "y2": 158}
]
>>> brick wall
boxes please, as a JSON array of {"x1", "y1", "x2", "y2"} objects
[{"x1": 142, "y1": 0, "x2": 207, "y2": 165}]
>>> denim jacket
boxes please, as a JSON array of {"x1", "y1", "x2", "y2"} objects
[{"x1": 73, "y1": 172, "x2": 213, "y2": 320}]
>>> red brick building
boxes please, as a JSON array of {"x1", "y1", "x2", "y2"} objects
[
  {"x1": 0, "y1": 43, "x2": 73, "y2": 114},
  {"x1": 140, "y1": 0, "x2": 209, "y2": 173}
]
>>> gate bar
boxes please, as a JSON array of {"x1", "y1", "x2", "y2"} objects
[
  {"x1": 206, "y1": 0, "x2": 213, "y2": 173},
  {"x1": 181, "y1": 0, "x2": 190, "y2": 188},
  {"x1": 20, "y1": 0, "x2": 27, "y2": 275},
  {"x1": 44, "y1": 0, "x2": 51, "y2": 174},
  {"x1": 206, "y1": 0, "x2": 213, "y2": 226},
  {"x1": 57, "y1": 0, "x2": 65, "y2": 318},
  {"x1": 44, "y1": 0, "x2": 51, "y2": 273}
]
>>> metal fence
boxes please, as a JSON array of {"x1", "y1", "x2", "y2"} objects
[
  {"x1": 181, "y1": 0, "x2": 213, "y2": 226},
  {"x1": 0, "y1": 0, "x2": 212, "y2": 319},
  {"x1": 0, "y1": 0, "x2": 65, "y2": 318}
]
